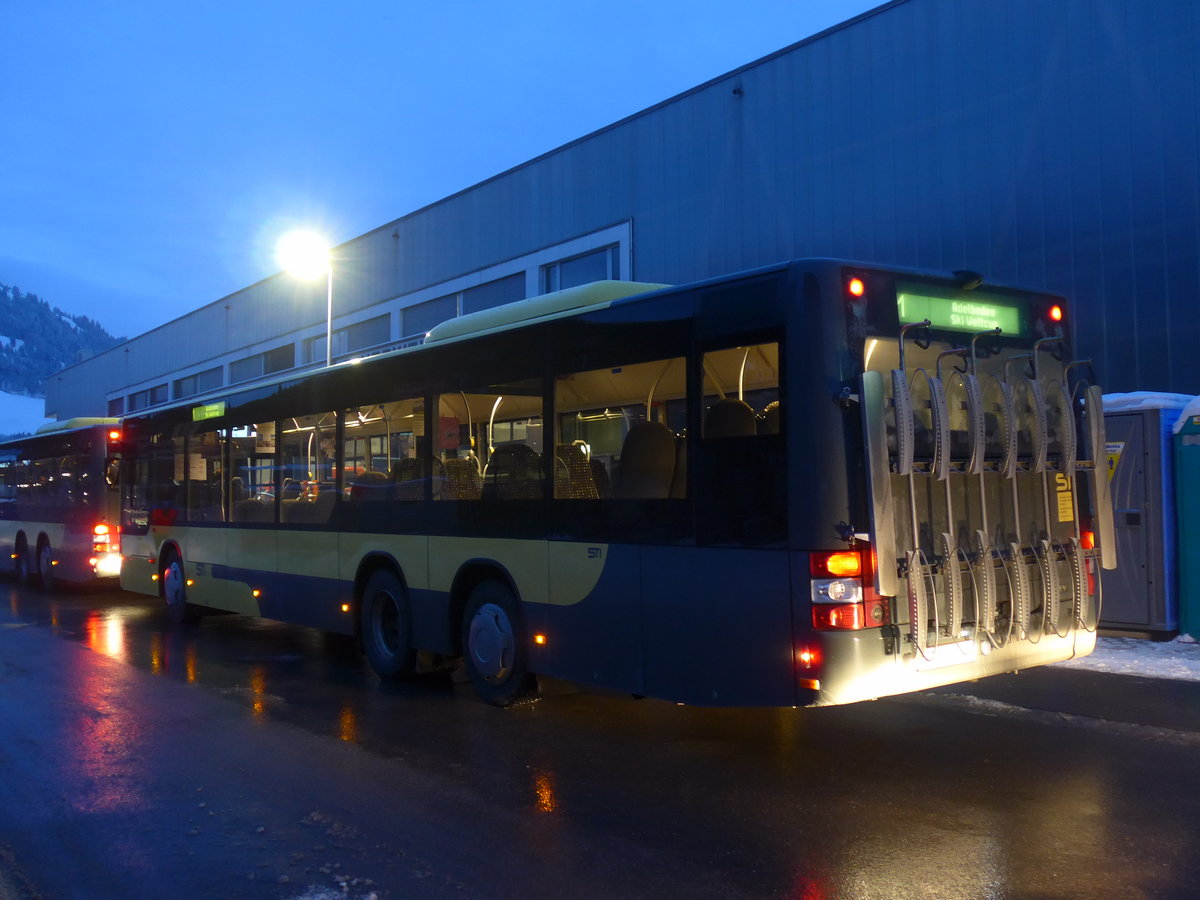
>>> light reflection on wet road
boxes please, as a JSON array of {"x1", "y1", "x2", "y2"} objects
[{"x1": 3, "y1": 580, "x2": 1200, "y2": 899}]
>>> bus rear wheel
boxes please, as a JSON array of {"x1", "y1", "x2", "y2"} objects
[
  {"x1": 36, "y1": 539, "x2": 54, "y2": 591},
  {"x1": 360, "y1": 568, "x2": 415, "y2": 679},
  {"x1": 462, "y1": 580, "x2": 535, "y2": 707},
  {"x1": 162, "y1": 553, "x2": 194, "y2": 625}
]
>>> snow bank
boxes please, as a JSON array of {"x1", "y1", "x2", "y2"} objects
[
  {"x1": 1103, "y1": 391, "x2": 1196, "y2": 413},
  {"x1": 1055, "y1": 635, "x2": 1200, "y2": 682},
  {"x1": 1173, "y1": 395, "x2": 1200, "y2": 434}
]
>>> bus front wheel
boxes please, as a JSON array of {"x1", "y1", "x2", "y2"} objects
[
  {"x1": 13, "y1": 536, "x2": 30, "y2": 583},
  {"x1": 462, "y1": 581, "x2": 535, "y2": 707},
  {"x1": 360, "y1": 568, "x2": 415, "y2": 679}
]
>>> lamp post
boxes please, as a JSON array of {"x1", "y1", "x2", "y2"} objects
[{"x1": 276, "y1": 231, "x2": 333, "y2": 366}]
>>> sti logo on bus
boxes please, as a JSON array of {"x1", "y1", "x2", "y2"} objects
[{"x1": 587, "y1": 547, "x2": 603, "y2": 559}]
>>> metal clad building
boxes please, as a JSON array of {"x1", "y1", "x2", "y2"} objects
[{"x1": 46, "y1": 0, "x2": 1200, "y2": 418}]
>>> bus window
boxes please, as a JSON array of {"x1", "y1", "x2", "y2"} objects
[
  {"x1": 701, "y1": 342, "x2": 780, "y2": 437},
  {"x1": 228, "y1": 422, "x2": 276, "y2": 524},
  {"x1": 555, "y1": 355, "x2": 687, "y2": 499},
  {"x1": 128, "y1": 433, "x2": 180, "y2": 529},
  {"x1": 279, "y1": 412, "x2": 337, "y2": 524},
  {"x1": 343, "y1": 397, "x2": 428, "y2": 503},
  {"x1": 437, "y1": 381, "x2": 543, "y2": 501},
  {"x1": 184, "y1": 428, "x2": 225, "y2": 523}
]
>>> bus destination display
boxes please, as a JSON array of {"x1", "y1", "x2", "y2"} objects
[{"x1": 896, "y1": 283, "x2": 1025, "y2": 336}]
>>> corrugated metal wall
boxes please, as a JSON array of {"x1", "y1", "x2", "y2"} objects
[{"x1": 47, "y1": 0, "x2": 1200, "y2": 417}]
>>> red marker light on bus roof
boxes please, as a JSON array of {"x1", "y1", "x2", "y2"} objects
[
  {"x1": 847, "y1": 277, "x2": 865, "y2": 298},
  {"x1": 108, "y1": 429, "x2": 122, "y2": 441},
  {"x1": 1049, "y1": 304, "x2": 1064, "y2": 323}
]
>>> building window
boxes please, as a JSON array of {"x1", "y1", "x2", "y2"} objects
[
  {"x1": 542, "y1": 245, "x2": 620, "y2": 293},
  {"x1": 306, "y1": 314, "x2": 391, "y2": 363},
  {"x1": 173, "y1": 366, "x2": 223, "y2": 400},
  {"x1": 128, "y1": 384, "x2": 168, "y2": 412},
  {"x1": 462, "y1": 273, "x2": 525, "y2": 315},
  {"x1": 402, "y1": 294, "x2": 457, "y2": 339},
  {"x1": 231, "y1": 344, "x2": 295, "y2": 385},
  {"x1": 107, "y1": 397, "x2": 125, "y2": 417}
]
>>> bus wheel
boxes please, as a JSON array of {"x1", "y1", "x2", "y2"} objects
[
  {"x1": 360, "y1": 568, "x2": 415, "y2": 679},
  {"x1": 13, "y1": 536, "x2": 30, "y2": 583},
  {"x1": 162, "y1": 554, "x2": 193, "y2": 624},
  {"x1": 462, "y1": 581, "x2": 534, "y2": 707},
  {"x1": 36, "y1": 539, "x2": 54, "y2": 591}
]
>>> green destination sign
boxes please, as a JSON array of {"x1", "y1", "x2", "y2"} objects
[
  {"x1": 896, "y1": 284, "x2": 1025, "y2": 336},
  {"x1": 192, "y1": 401, "x2": 226, "y2": 421}
]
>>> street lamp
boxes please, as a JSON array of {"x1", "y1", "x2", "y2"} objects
[{"x1": 276, "y1": 231, "x2": 334, "y2": 367}]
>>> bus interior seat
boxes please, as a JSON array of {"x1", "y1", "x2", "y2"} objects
[
  {"x1": 589, "y1": 458, "x2": 612, "y2": 498},
  {"x1": 554, "y1": 443, "x2": 599, "y2": 499},
  {"x1": 703, "y1": 398, "x2": 757, "y2": 437},
  {"x1": 229, "y1": 476, "x2": 248, "y2": 503},
  {"x1": 235, "y1": 498, "x2": 272, "y2": 522},
  {"x1": 285, "y1": 488, "x2": 337, "y2": 524},
  {"x1": 612, "y1": 421, "x2": 676, "y2": 499},
  {"x1": 483, "y1": 443, "x2": 543, "y2": 500},
  {"x1": 351, "y1": 469, "x2": 391, "y2": 501},
  {"x1": 758, "y1": 400, "x2": 781, "y2": 435},
  {"x1": 442, "y1": 457, "x2": 482, "y2": 500},
  {"x1": 393, "y1": 457, "x2": 447, "y2": 501},
  {"x1": 669, "y1": 432, "x2": 687, "y2": 499},
  {"x1": 281, "y1": 479, "x2": 302, "y2": 500}
]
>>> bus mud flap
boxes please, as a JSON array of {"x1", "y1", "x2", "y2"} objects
[
  {"x1": 906, "y1": 550, "x2": 929, "y2": 655},
  {"x1": 892, "y1": 369, "x2": 914, "y2": 477},
  {"x1": 861, "y1": 371, "x2": 898, "y2": 597},
  {"x1": 974, "y1": 531, "x2": 997, "y2": 634},
  {"x1": 940, "y1": 532, "x2": 963, "y2": 638},
  {"x1": 1007, "y1": 543, "x2": 1031, "y2": 639},
  {"x1": 1066, "y1": 536, "x2": 1089, "y2": 629},
  {"x1": 1037, "y1": 539, "x2": 1061, "y2": 634},
  {"x1": 1084, "y1": 384, "x2": 1117, "y2": 570}
]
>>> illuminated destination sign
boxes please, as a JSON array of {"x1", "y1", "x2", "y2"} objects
[
  {"x1": 192, "y1": 401, "x2": 226, "y2": 421},
  {"x1": 896, "y1": 284, "x2": 1025, "y2": 336}
]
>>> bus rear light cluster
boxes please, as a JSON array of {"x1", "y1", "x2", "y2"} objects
[{"x1": 810, "y1": 549, "x2": 889, "y2": 631}]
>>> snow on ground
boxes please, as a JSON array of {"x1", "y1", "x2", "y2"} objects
[
  {"x1": 0, "y1": 391, "x2": 51, "y2": 436},
  {"x1": 1055, "y1": 634, "x2": 1200, "y2": 682}
]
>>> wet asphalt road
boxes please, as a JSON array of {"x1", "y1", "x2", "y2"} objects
[{"x1": 1, "y1": 581, "x2": 1199, "y2": 900}]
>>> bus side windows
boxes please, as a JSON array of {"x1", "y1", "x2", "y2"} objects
[
  {"x1": 701, "y1": 343, "x2": 780, "y2": 438},
  {"x1": 279, "y1": 411, "x2": 336, "y2": 524},
  {"x1": 554, "y1": 356, "x2": 687, "y2": 499},
  {"x1": 343, "y1": 398, "x2": 428, "y2": 503},
  {"x1": 436, "y1": 384, "x2": 543, "y2": 501}
]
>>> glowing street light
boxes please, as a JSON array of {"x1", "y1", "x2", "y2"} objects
[{"x1": 276, "y1": 231, "x2": 334, "y2": 366}]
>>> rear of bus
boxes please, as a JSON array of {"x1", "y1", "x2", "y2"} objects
[{"x1": 792, "y1": 262, "x2": 1115, "y2": 706}]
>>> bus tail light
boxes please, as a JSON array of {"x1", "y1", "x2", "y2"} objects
[
  {"x1": 90, "y1": 522, "x2": 122, "y2": 577},
  {"x1": 811, "y1": 549, "x2": 889, "y2": 631}
]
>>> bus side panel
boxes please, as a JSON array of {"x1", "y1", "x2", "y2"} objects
[
  {"x1": 640, "y1": 546, "x2": 794, "y2": 706},
  {"x1": 532, "y1": 542, "x2": 643, "y2": 695}
]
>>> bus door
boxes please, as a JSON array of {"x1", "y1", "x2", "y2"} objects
[{"x1": 861, "y1": 319, "x2": 1115, "y2": 660}]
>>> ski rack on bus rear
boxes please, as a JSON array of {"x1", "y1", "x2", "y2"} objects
[{"x1": 860, "y1": 321, "x2": 1116, "y2": 660}]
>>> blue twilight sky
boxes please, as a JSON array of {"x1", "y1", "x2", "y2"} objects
[{"x1": 1, "y1": 0, "x2": 878, "y2": 340}]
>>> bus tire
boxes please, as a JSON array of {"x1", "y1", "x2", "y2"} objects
[
  {"x1": 461, "y1": 580, "x2": 535, "y2": 707},
  {"x1": 36, "y1": 538, "x2": 54, "y2": 591},
  {"x1": 360, "y1": 568, "x2": 415, "y2": 679},
  {"x1": 161, "y1": 551, "x2": 194, "y2": 625},
  {"x1": 13, "y1": 536, "x2": 30, "y2": 583}
]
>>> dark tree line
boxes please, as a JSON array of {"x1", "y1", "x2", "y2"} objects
[{"x1": 0, "y1": 283, "x2": 123, "y2": 397}]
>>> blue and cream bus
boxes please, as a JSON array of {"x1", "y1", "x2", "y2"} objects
[
  {"x1": 116, "y1": 259, "x2": 1114, "y2": 706},
  {"x1": 0, "y1": 418, "x2": 124, "y2": 587}
]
